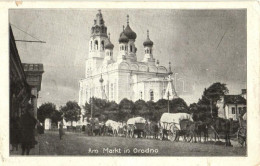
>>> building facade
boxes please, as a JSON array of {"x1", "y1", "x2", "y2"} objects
[
  {"x1": 10, "y1": 25, "x2": 44, "y2": 119},
  {"x1": 217, "y1": 90, "x2": 247, "y2": 121},
  {"x1": 79, "y1": 10, "x2": 177, "y2": 108}
]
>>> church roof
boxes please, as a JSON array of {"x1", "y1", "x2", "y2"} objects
[
  {"x1": 119, "y1": 31, "x2": 129, "y2": 43},
  {"x1": 143, "y1": 30, "x2": 153, "y2": 47},
  {"x1": 123, "y1": 15, "x2": 137, "y2": 40},
  {"x1": 105, "y1": 33, "x2": 114, "y2": 49}
]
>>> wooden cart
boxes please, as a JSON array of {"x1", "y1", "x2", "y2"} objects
[{"x1": 127, "y1": 117, "x2": 146, "y2": 138}]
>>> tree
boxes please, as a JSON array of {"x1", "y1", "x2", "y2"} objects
[
  {"x1": 133, "y1": 100, "x2": 148, "y2": 117},
  {"x1": 197, "y1": 82, "x2": 229, "y2": 119},
  {"x1": 119, "y1": 98, "x2": 134, "y2": 113},
  {"x1": 170, "y1": 98, "x2": 189, "y2": 113},
  {"x1": 61, "y1": 101, "x2": 81, "y2": 126},
  {"x1": 51, "y1": 110, "x2": 63, "y2": 125},
  {"x1": 37, "y1": 102, "x2": 57, "y2": 123}
]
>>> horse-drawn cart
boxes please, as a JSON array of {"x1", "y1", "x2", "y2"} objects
[
  {"x1": 127, "y1": 117, "x2": 146, "y2": 138},
  {"x1": 159, "y1": 113, "x2": 194, "y2": 142},
  {"x1": 237, "y1": 113, "x2": 247, "y2": 146}
]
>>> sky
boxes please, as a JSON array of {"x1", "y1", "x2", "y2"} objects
[{"x1": 9, "y1": 9, "x2": 247, "y2": 107}]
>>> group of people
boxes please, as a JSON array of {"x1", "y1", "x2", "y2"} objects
[{"x1": 10, "y1": 104, "x2": 40, "y2": 155}]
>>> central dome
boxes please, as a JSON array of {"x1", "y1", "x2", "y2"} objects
[
  {"x1": 124, "y1": 25, "x2": 137, "y2": 40},
  {"x1": 123, "y1": 15, "x2": 137, "y2": 40},
  {"x1": 119, "y1": 32, "x2": 129, "y2": 43}
]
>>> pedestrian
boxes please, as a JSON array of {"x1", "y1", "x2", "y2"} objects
[
  {"x1": 59, "y1": 121, "x2": 64, "y2": 140},
  {"x1": 10, "y1": 117, "x2": 21, "y2": 151},
  {"x1": 20, "y1": 104, "x2": 37, "y2": 155}
]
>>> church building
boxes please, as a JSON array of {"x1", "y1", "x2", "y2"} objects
[{"x1": 79, "y1": 10, "x2": 177, "y2": 107}]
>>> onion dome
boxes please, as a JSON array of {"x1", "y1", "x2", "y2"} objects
[
  {"x1": 105, "y1": 33, "x2": 114, "y2": 49},
  {"x1": 124, "y1": 15, "x2": 137, "y2": 40},
  {"x1": 119, "y1": 26, "x2": 129, "y2": 43},
  {"x1": 143, "y1": 30, "x2": 153, "y2": 47}
]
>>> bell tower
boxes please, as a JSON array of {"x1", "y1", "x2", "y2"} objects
[
  {"x1": 143, "y1": 30, "x2": 155, "y2": 65},
  {"x1": 86, "y1": 10, "x2": 108, "y2": 77}
]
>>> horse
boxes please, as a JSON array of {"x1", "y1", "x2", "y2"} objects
[
  {"x1": 144, "y1": 121, "x2": 159, "y2": 139},
  {"x1": 209, "y1": 118, "x2": 233, "y2": 146},
  {"x1": 194, "y1": 121, "x2": 209, "y2": 143},
  {"x1": 178, "y1": 119, "x2": 198, "y2": 142}
]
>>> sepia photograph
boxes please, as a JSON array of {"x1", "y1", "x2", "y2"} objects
[{"x1": 9, "y1": 8, "x2": 247, "y2": 156}]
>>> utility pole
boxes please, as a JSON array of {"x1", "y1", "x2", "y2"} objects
[
  {"x1": 91, "y1": 97, "x2": 93, "y2": 118},
  {"x1": 167, "y1": 91, "x2": 170, "y2": 113}
]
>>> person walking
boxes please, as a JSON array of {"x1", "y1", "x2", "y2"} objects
[
  {"x1": 59, "y1": 121, "x2": 64, "y2": 140},
  {"x1": 20, "y1": 104, "x2": 37, "y2": 155},
  {"x1": 10, "y1": 117, "x2": 21, "y2": 151}
]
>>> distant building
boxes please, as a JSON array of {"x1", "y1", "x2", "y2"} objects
[
  {"x1": 217, "y1": 89, "x2": 247, "y2": 121},
  {"x1": 79, "y1": 10, "x2": 177, "y2": 109}
]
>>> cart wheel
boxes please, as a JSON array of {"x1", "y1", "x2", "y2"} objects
[
  {"x1": 168, "y1": 129, "x2": 178, "y2": 142},
  {"x1": 185, "y1": 132, "x2": 193, "y2": 142}
]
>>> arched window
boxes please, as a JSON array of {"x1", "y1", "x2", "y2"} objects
[
  {"x1": 95, "y1": 40, "x2": 98, "y2": 50},
  {"x1": 130, "y1": 45, "x2": 132, "y2": 52},
  {"x1": 110, "y1": 83, "x2": 114, "y2": 99},
  {"x1": 101, "y1": 41, "x2": 104, "y2": 50},
  {"x1": 150, "y1": 90, "x2": 154, "y2": 101}
]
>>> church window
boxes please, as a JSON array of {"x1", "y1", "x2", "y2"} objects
[
  {"x1": 110, "y1": 83, "x2": 114, "y2": 99},
  {"x1": 95, "y1": 40, "x2": 98, "y2": 50},
  {"x1": 150, "y1": 90, "x2": 154, "y2": 101},
  {"x1": 101, "y1": 41, "x2": 104, "y2": 50},
  {"x1": 162, "y1": 89, "x2": 166, "y2": 96}
]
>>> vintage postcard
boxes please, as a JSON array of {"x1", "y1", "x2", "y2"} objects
[{"x1": 1, "y1": 1, "x2": 260, "y2": 166}]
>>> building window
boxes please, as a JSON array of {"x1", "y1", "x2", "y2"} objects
[
  {"x1": 95, "y1": 40, "x2": 98, "y2": 50},
  {"x1": 231, "y1": 107, "x2": 235, "y2": 114},
  {"x1": 101, "y1": 41, "x2": 104, "y2": 50},
  {"x1": 130, "y1": 45, "x2": 132, "y2": 52},
  {"x1": 90, "y1": 41, "x2": 92, "y2": 50},
  {"x1": 140, "y1": 91, "x2": 142, "y2": 100},
  {"x1": 150, "y1": 90, "x2": 154, "y2": 101},
  {"x1": 238, "y1": 107, "x2": 242, "y2": 114}
]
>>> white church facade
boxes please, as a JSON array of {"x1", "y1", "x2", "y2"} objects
[{"x1": 78, "y1": 10, "x2": 177, "y2": 107}]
